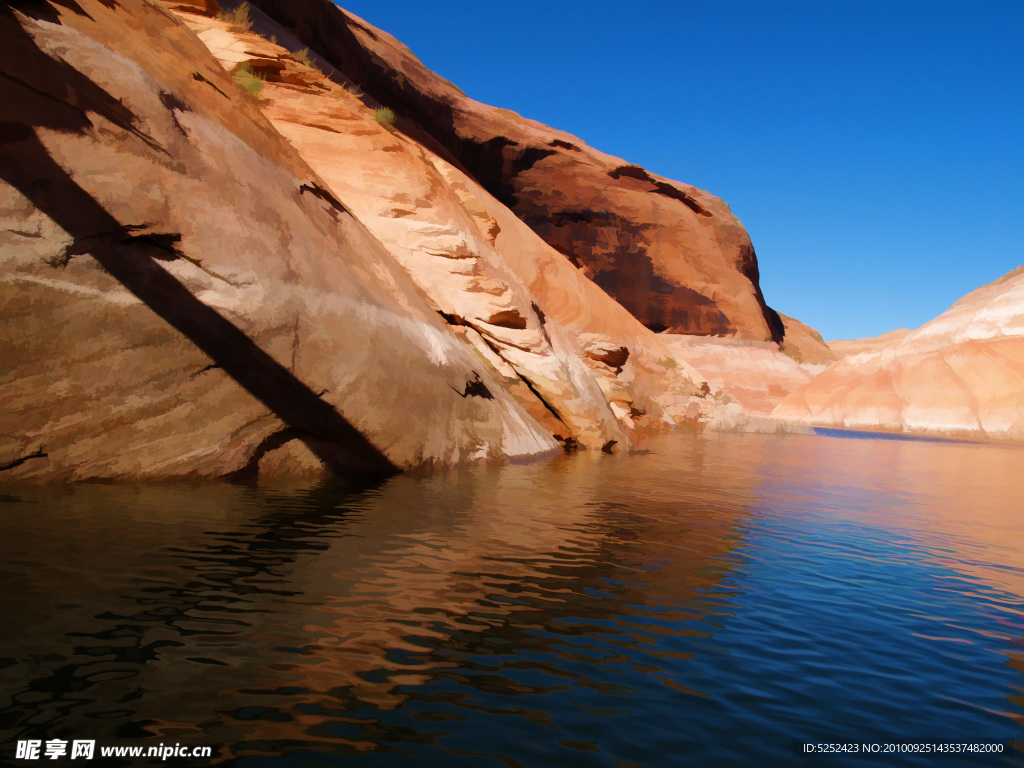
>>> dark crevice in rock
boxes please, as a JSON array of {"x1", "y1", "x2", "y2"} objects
[
  {"x1": 51, "y1": 225, "x2": 184, "y2": 267},
  {"x1": 608, "y1": 165, "x2": 710, "y2": 216},
  {"x1": 449, "y1": 371, "x2": 493, "y2": 400},
  {"x1": 474, "y1": 325, "x2": 535, "y2": 354},
  {"x1": 158, "y1": 90, "x2": 190, "y2": 137},
  {"x1": 485, "y1": 309, "x2": 527, "y2": 330},
  {"x1": 512, "y1": 146, "x2": 556, "y2": 175},
  {"x1": 530, "y1": 301, "x2": 554, "y2": 348},
  {"x1": 426, "y1": 248, "x2": 475, "y2": 260},
  {"x1": 733, "y1": 244, "x2": 783, "y2": 343},
  {"x1": 290, "y1": 315, "x2": 300, "y2": 373},
  {"x1": 0, "y1": 450, "x2": 47, "y2": 472},
  {"x1": 585, "y1": 345, "x2": 629, "y2": 370},
  {"x1": 548, "y1": 139, "x2": 578, "y2": 151},
  {"x1": 533, "y1": 208, "x2": 626, "y2": 227},
  {"x1": 555, "y1": 435, "x2": 580, "y2": 452},
  {"x1": 299, "y1": 181, "x2": 348, "y2": 216},
  {"x1": 344, "y1": 14, "x2": 381, "y2": 42},
  {"x1": 516, "y1": 372, "x2": 568, "y2": 432},
  {"x1": 223, "y1": 426, "x2": 300, "y2": 481},
  {"x1": 190, "y1": 362, "x2": 220, "y2": 378},
  {"x1": 608, "y1": 164, "x2": 654, "y2": 183},
  {"x1": 763, "y1": 304, "x2": 785, "y2": 344},
  {"x1": 6, "y1": 227, "x2": 43, "y2": 238},
  {"x1": 601, "y1": 440, "x2": 617, "y2": 454},
  {"x1": 437, "y1": 309, "x2": 467, "y2": 326},
  {"x1": 192, "y1": 71, "x2": 230, "y2": 100},
  {"x1": 651, "y1": 181, "x2": 710, "y2": 216},
  {"x1": 530, "y1": 301, "x2": 546, "y2": 325}
]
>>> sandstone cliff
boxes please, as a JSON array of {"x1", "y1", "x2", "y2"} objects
[
  {"x1": 0, "y1": 0, "x2": 560, "y2": 481},
  {"x1": 2, "y1": 0, "x2": 746, "y2": 482},
  {"x1": 236, "y1": 0, "x2": 788, "y2": 343},
  {"x1": 774, "y1": 267, "x2": 1024, "y2": 440}
]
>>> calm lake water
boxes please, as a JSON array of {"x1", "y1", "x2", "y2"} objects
[{"x1": 1, "y1": 431, "x2": 1023, "y2": 767}]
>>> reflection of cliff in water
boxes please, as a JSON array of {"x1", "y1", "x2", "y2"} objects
[
  {"x1": 750, "y1": 432, "x2": 1024, "y2": 597},
  {"x1": 0, "y1": 441, "x2": 755, "y2": 759}
]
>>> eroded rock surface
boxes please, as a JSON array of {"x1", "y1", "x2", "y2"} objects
[
  {"x1": 662, "y1": 336, "x2": 827, "y2": 428},
  {"x1": 2, "y1": 0, "x2": 741, "y2": 482},
  {"x1": 241, "y1": 0, "x2": 788, "y2": 343},
  {"x1": 0, "y1": 0, "x2": 558, "y2": 481},
  {"x1": 774, "y1": 267, "x2": 1024, "y2": 440}
]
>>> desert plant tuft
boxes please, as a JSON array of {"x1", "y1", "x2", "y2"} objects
[
  {"x1": 216, "y1": 3, "x2": 253, "y2": 32},
  {"x1": 292, "y1": 47, "x2": 320, "y2": 72},
  {"x1": 373, "y1": 107, "x2": 396, "y2": 128},
  {"x1": 233, "y1": 63, "x2": 264, "y2": 97}
]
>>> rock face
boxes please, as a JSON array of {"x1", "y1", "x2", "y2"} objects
[
  {"x1": 1, "y1": 0, "x2": 737, "y2": 482},
  {"x1": 662, "y1": 336, "x2": 828, "y2": 426},
  {"x1": 241, "y1": 0, "x2": 787, "y2": 343},
  {"x1": 828, "y1": 329, "x2": 912, "y2": 358},
  {"x1": 0, "y1": 0, "x2": 560, "y2": 480},
  {"x1": 774, "y1": 267, "x2": 1024, "y2": 440},
  {"x1": 779, "y1": 313, "x2": 837, "y2": 365}
]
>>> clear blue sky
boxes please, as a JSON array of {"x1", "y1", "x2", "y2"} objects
[{"x1": 338, "y1": 0, "x2": 1023, "y2": 341}]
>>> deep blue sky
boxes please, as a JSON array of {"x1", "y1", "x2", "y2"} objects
[{"x1": 339, "y1": 1, "x2": 1023, "y2": 341}]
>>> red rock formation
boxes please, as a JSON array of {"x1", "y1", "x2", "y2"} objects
[
  {"x1": 0, "y1": 0, "x2": 834, "y2": 482},
  {"x1": 0, "y1": 0, "x2": 557, "y2": 480},
  {"x1": 828, "y1": 329, "x2": 912, "y2": 358},
  {"x1": 662, "y1": 336, "x2": 828, "y2": 424},
  {"x1": 774, "y1": 267, "x2": 1024, "y2": 440},
  {"x1": 240, "y1": 0, "x2": 788, "y2": 343}
]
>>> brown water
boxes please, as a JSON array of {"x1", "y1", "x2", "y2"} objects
[{"x1": 1, "y1": 430, "x2": 1023, "y2": 766}]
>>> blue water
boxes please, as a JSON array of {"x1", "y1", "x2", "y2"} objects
[{"x1": 1, "y1": 431, "x2": 1022, "y2": 766}]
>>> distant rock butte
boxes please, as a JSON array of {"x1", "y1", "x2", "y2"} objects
[
  {"x1": 828, "y1": 329, "x2": 913, "y2": 358},
  {"x1": 241, "y1": 0, "x2": 788, "y2": 343},
  {"x1": 774, "y1": 267, "x2": 1024, "y2": 440}
]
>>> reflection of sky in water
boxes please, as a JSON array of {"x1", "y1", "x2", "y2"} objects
[{"x1": 0, "y1": 431, "x2": 1022, "y2": 767}]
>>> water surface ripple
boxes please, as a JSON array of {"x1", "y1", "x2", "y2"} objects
[{"x1": 1, "y1": 432, "x2": 1023, "y2": 766}]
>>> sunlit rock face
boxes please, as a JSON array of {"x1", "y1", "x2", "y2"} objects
[
  {"x1": 0, "y1": 0, "x2": 560, "y2": 481},
  {"x1": 774, "y1": 267, "x2": 1024, "y2": 440},
  {"x1": 240, "y1": 0, "x2": 788, "y2": 344},
  {"x1": 1, "y1": 0, "x2": 738, "y2": 481},
  {"x1": 661, "y1": 336, "x2": 828, "y2": 429},
  {"x1": 169, "y1": 5, "x2": 725, "y2": 447},
  {"x1": 828, "y1": 329, "x2": 912, "y2": 358},
  {"x1": 778, "y1": 313, "x2": 837, "y2": 365}
]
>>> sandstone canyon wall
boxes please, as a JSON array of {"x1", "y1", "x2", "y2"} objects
[
  {"x1": 6, "y1": 0, "x2": 781, "y2": 482},
  {"x1": 237, "y1": 0, "x2": 788, "y2": 343},
  {"x1": 0, "y1": 0, "x2": 560, "y2": 481},
  {"x1": 774, "y1": 267, "x2": 1024, "y2": 440}
]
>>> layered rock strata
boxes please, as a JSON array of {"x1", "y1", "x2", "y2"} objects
[
  {"x1": 774, "y1": 267, "x2": 1024, "y2": 440},
  {"x1": 0, "y1": 0, "x2": 557, "y2": 480},
  {"x1": 240, "y1": 0, "x2": 788, "y2": 342},
  {"x1": 1, "y1": 0, "x2": 731, "y2": 481}
]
